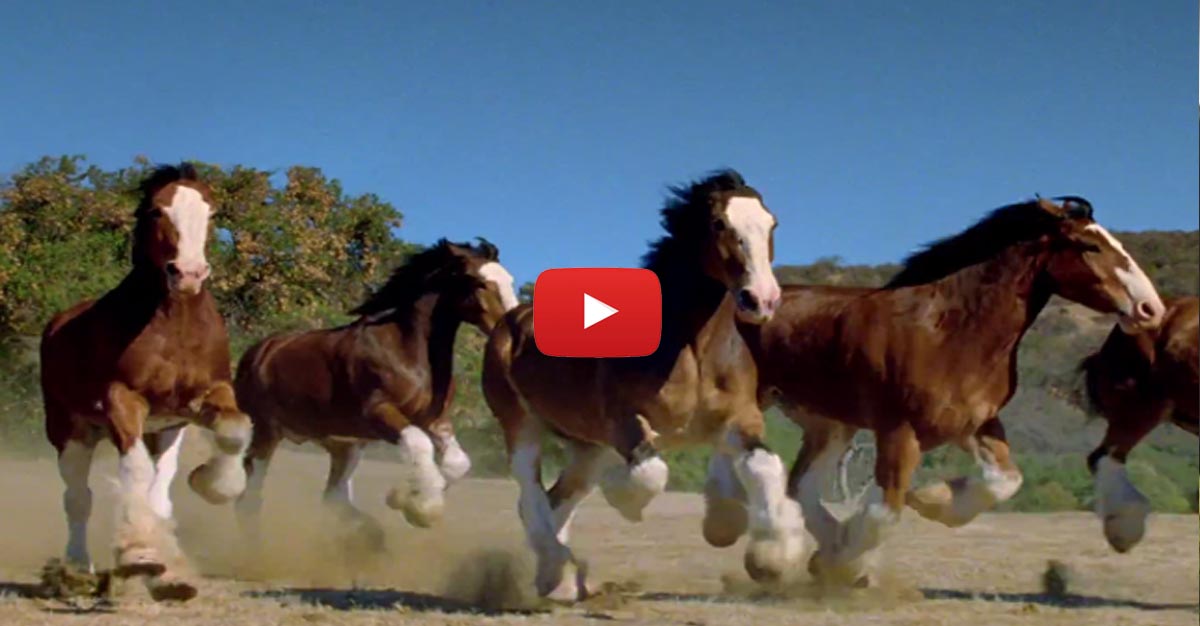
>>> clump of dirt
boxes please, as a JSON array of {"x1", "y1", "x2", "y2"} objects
[
  {"x1": 1042, "y1": 559, "x2": 1073, "y2": 597},
  {"x1": 36, "y1": 559, "x2": 115, "y2": 601},
  {"x1": 715, "y1": 557, "x2": 924, "y2": 613},
  {"x1": 437, "y1": 548, "x2": 542, "y2": 613}
]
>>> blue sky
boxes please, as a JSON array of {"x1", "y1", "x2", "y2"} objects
[{"x1": 1, "y1": 2, "x2": 1196, "y2": 285}]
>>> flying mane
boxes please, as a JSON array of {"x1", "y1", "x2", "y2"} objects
[
  {"x1": 131, "y1": 162, "x2": 201, "y2": 268},
  {"x1": 641, "y1": 169, "x2": 758, "y2": 274},
  {"x1": 351, "y1": 238, "x2": 498, "y2": 318},
  {"x1": 884, "y1": 196, "x2": 1093, "y2": 289}
]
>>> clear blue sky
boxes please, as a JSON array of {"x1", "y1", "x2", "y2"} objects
[{"x1": 2, "y1": 1, "x2": 1196, "y2": 285}]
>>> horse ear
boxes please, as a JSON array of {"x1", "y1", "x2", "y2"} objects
[
  {"x1": 475, "y1": 237, "x2": 499, "y2": 260},
  {"x1": 179, "y1": 162, "x2": 198, "y2": 181},
  {"x1": 1055, "y1": 196, "x2": 1094, "y2": 221}
]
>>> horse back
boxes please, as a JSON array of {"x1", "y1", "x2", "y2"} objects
[{"x1": 235, "y1": 322, "x2": 431, "y2": 440}]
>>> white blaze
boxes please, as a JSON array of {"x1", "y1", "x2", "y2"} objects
[
  {"x1": 480, "y1": 261, "x2": 520, "y2": 311},
  {"x1": 1084, "y1": 224, "x2": 1163, "y2": 322},
  {"x1": 163, "y1": 186, "x2": 211, "y2": 273},
  {"x1": 725, "y1": 196, "x2": 780, "y2": 311}
]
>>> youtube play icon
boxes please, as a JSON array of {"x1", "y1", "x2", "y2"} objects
[{"x1": 533, "y1": 268, "x2": 662, "y2": 358}]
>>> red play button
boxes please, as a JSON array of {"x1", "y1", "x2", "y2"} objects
[{"x1": 533, "y1": 268, "x2": 662, "y2": 358}]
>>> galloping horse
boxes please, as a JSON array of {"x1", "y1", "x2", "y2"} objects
[
  {"x1": 1081, "y1": 295, "x2": 1197, "y2": 553},
  {"x1": 738, "y1": 196, "x2": 1165, "y2": 585},
  {"x1": 483, "y1": 170, "x2": 800, "y2": 602},
  {"x1": 40, "y1": 163, "x2": 253, "y2": 600},
  {"x1": 233, "y1": 239, "x2": 518, "y2": 534}
]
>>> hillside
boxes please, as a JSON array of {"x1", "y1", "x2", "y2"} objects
[
  {"x1": 442, "y1": 229, "x2": 1199, "y2": 512},
  {"x1": 0, "y1": 156, "x2": 1194, "y2": 512}
]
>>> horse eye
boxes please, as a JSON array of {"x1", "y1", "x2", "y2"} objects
[{"x1": 712, "y1": 219, "x2": 727, "y2": 232}]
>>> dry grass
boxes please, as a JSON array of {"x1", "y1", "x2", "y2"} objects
[{"x1": 0, "y1": 432, "x2": 1195, "y2": 625}]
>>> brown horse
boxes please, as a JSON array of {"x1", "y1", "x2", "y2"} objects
[
  {"x1": 1081, "y1": 295, "x2": 1198, "y2": 553},
  {"x1": 483, "y1": 170, "x2": 797, "y2": 602},
  {"x1": 233, "y1": 239, "x2": 518, "y2": 536},
  {"x1": 40, "y1": 163, "x2": 253, "y2": 600},
  {"x1": 738, "y1": 196, "x2": 1165, "y2": 585}
]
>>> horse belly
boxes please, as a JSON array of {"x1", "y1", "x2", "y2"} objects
[{"x1": 144, "y1": 416, "x2": 190, "y2": 433}]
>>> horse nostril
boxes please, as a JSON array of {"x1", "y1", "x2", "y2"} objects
[
  {"x1": 1136, "y1": 301, "x2": 1155, "y2": 320},
  {"x1": 165, "y1": 262, "x2": 181, "y2": 277},
  {"x1": 737, "y1": 289, "x2": 759, "y2": 313}
]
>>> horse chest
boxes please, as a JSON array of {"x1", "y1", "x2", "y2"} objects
[
  {"x1": 648, "y1": 344, "x2": 747, "y2": 443},
  {"x1": 120, "y1": 347, "x2": 215, "y2": 414}
]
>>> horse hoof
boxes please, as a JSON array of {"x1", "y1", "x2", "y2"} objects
[
  {"x1": 702, "y1": 498, "x2": 748, "y2": 548},
  {"x1": 744, "y1": 537, "x2": 800, "y2": 583},
  {"x1": 808, "y1": 551, "x2": 870, "y2": 588},
  {"x1": 147, "y1": 575, "x2": 198, "y2": 602},
  {"x1": 395, "y1": 494, "x2": 443, "y2": 529},
  {"x1": 114, "y1": 551, "x2": 166, "y2": 579},
  {"x1": 188, "y1": 463, "x2": 246, "y2": 504},
  {"x1": 1103, "y1": 513, "x2": 1146, "y2": 553}
]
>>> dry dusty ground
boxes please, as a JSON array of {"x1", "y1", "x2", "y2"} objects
[{"x1": 0, "y1": 434, "x2": 1195, "y2": 626}]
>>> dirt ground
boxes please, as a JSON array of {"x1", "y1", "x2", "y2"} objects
[{"x1": 0, "y1": 434, "x2": 1195, "y2": 626}]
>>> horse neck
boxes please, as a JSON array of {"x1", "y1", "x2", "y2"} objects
[
  {"x1": 391, "y1": 292, "x2": 462, "y2": 412},
  {"x1": 656, "y1": 267, "x2": 733, "y2": 351},
  {"x1": 931, "y1": 241, "x2": 1053, "y2": 347},
  {"x1": 114, "y1": 263, "x2": 208, "y2": 325}
]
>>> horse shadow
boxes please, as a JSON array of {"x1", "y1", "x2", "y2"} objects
[
  {"x1": 243, "y1": 588, "x2": 545, "y2": 617},
  {"x1": 638, "y1": 586, "x2": 1198, "y2": 613},
  {"x1": 919, "y1": 588, "x2": 1199, "y2": 612},
  {"x1": 0, "y1": 581, "x2": 117, "y2": 615}
]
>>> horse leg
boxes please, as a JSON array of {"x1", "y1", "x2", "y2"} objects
[
  {"x1": 145, "y1": 426, "x2": 186, "y2": 520},
  {"x1": 320, "y1": 439, "x2": 384, "y2": 555},
  {"x1": 598, "y1": 414, "x2": 669, "y2": 522},
  {"x1": 542, "y1": 441, "x2": 606, "y2": 601},
  {"x1": 785, "y1": 412, "x2": 856, "y2": 581},
  {"x1": 188, "y1": 382, "x2": 253, "y2": 504},
  {"x1": 814, "y1": 422, "x2": 919, "y2": 586},
  {"x1": 1088, "y1": 407, "x2": 1164, "y2": 552},
  {"x1": 723, "y1": 415, "x2": 805, "y2": 583},
  {"x1": 105, "y1": 384, "x2": 164, "y2": 578},
  {"x1": 320, "y1": 440, "x2": 364, "y2": 510},
  {"x1": 100, "y1": 385, "x2": 193, "y2": 600},
  {"x1": 372, "y1": 404, "x2": 446, "y2": 528},
  {"x1": 505, "y1": 419, "x2": 582, "y2": 599},
  {"x1": 234, "y1": 417, "x2": 280, "y2": 544},
  {"x1": 702, "y1": 449, "x2": 748, "y2": 547},
  {"x1": 57, "y1": 431, "x2": 98, "y2": 571},
  {"x1": 429, "y1": 411, "x2": 471, "y2": 486},
  {"x1": 906, "y1": 417, "x2": 1022, "y2": 527}
]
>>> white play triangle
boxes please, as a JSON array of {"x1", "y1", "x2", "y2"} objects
[{"x1": 583, "y1": 293, "x2": 618, "y2": 329}]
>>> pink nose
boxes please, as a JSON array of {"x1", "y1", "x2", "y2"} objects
[
  {"x1": 736, "y1": 288, "x2": 781, "y2": 319},
  {"x1": 167, "y1": 260, "x2": 210, "y2": 281},
  {"x1": 1133, "y1": 300, "x2": 1161, "y2": 322}
]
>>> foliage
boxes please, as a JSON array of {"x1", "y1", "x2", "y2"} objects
[
  {"x1": 0, "y1": 155, "x2": 414, "y2": 337},
  {"x1": 0, "y1": 155, "x2": 1195, "y2": 515}
]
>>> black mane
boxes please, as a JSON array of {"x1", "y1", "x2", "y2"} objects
[
  {"x1": 884, "y1": 197, "x2": 1089, "y2": 289},
  {"x1": 641, "y1": 168, "x2": 757, "y2": 273},
  {"x1": 135, "y1": 162, "x2": 199, "y2": 217},
  {"x1": 131, "y1": 162, "x2": 201, "y2": 268},
  {"x1": 350, "y1": 238, "x2": 497, "y2": 317}
]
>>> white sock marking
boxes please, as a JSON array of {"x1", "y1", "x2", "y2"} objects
[
  {"x1": 148, "y1": 429, "x2": 184, "y2": 520},
  {"x1": 59, "y1": 440, "x2": 95, "y2": 567}
]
